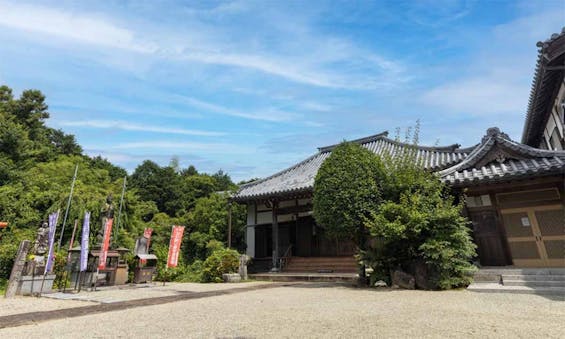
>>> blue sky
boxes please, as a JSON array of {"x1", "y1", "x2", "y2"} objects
[{"x1": 0, "y1": 0, "x2": 563, "y2": 181}]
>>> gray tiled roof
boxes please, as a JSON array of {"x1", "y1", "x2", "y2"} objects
[
  {"x1": 440, "y1": 128, "x2": 565, "y2": 186},
  {"x1": 521, "y1": 27, "x2": 565, "y2": 146},
  {"x1": 234, "y1": 132, "x2": 473, "y2": 201}
]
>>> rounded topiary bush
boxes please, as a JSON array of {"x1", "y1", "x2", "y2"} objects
[{"x1": 313, "y1": 141, "x2": 384, "y2": 242}]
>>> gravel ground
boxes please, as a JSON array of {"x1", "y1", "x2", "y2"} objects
[
  {"x1": 43, "y1": 281, "x2": 271, "y2": 303},
  {"x1": 1, "y1": 283, "x2": 564, "y2": 338},
  {"x1": 0, "y1": 297, "x2": 96, "y2": 317}
]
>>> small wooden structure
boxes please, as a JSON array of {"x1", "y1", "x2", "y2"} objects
[
  {"x1": 69, "y1": 247, "x2": 129, "y2": 288},
  {"x1": 133, "y1": 254, "x2": 157, "y2": 283}
]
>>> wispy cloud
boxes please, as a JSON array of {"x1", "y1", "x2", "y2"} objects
[
  {"x1": 109, "y1": 141, "x2": 255, "y2": 154},
  {"x1": 109, "y1": 140, "x2": 256, "y2": 155},
  {"x1": 418, "y1": 9, "x2": 563, "y2": 120},
  {"x1": 58, "y1": 120, "x2": 224, "y2": 136},
  {"x1": 170, "y1": 95, "x2": 298, "y2": 122},
  {"x1": 0, "y1": 2, "x2": 153, "y2": 52},
  {"x1": 0, "y1": 1, "x2": 406, "y2": 90},
  {"x1": 420, "y1": 77, "x2": 528, "y2": 116}
]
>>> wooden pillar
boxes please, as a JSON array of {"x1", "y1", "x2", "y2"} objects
[
  {"x1": 227, "y1": 202, "x2": 232, "y2": 248},
  {"x1": 271, "y1": 200, "x2": 279, "y2": 271}
]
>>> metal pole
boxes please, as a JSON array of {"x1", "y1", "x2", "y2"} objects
[
  {"x1": 114, "y1": 176, "x2": 127, "y2": 243},
  {"x1": 63, "y1": 219, "x2": 79, "y2": 293},
  {"x1": 58, "y1": 164, "x2": 79, "y2": 250}
]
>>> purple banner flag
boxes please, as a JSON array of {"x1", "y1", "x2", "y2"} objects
[
  {"x1": 45, "y1": 211, "x2": 60, "y2": 273},
  {"x1": 80, "y1": 211, "x2": 90, "y2": 272}
]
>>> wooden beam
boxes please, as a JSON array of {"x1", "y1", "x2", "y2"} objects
[{"x1": 275, "y1": 204, "x2": 313, "y2": 216}]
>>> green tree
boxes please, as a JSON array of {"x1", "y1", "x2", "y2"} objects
[
  {"x1": 363, "y1": 148, "x2": 476, "y2": 289},
  {"x1": 313, "y1": 142, "x2": 384, "y2": 243},
  {"x1": 183, "y1": 193, "x2": 246, "y2": 261}
]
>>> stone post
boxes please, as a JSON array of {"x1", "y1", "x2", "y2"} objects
[
  {"x1": 5, "y1": 240, "x2": 30, "y2": 298},
  {"x1": 239, "y1": 255, "x2": 249, "y2": 280}
]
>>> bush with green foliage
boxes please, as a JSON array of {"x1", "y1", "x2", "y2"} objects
[
  {"x1": 363, "y1": 144, "x2": 476, "y2": 289},
  {"x1": 201, "y1": 246, "x2": 240, "y2": 283},
  {"x1": 313, "y1": 142, "x2": 384, "y2": 243}
]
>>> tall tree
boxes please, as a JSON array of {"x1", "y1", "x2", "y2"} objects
[{"x1": 313, "y1": 142, "x2": 384, "y2": 243}]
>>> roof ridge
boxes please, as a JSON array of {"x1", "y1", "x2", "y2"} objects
[
  {"x1": 317, "y1": 131, "x2": 467, "y2": 153},
  {"x1": 317, "y1": 131, "x2": 389, "y2": 152},
  {"x1": 440, "y1": 127, "x2": 565, "y2": 177},
  {"x1": 521, "y1": 27, "x2": 565, "y2": 144},
  {"x1": 376, "y1": 136, "x2": 465, "y2": 152}
]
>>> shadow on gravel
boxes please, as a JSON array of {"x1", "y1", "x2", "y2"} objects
[{"x1": 0, "y1": 283, "x2": 290, "y2": 330}]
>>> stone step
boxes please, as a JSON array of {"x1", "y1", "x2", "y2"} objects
[
  {"x1": 478, "y1": 268, "x2": 565, "y2": 275},
  {"x1": 467, "y1": 283, "x2": 565, "y2": 297},
  {"x1": 502, "y1": 280, "x2": 565, "y2": 287},
  {"x1": 287, "y1": 262, "x2": 357, "y2": 268},
  {"x1": 502, "y1": 274, "x2": 565, "y2": 281},
  {"x1": 289, "y1": 258, "x2": 356, "y2": 263}
]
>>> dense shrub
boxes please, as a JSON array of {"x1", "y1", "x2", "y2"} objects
[
  {"x1": 175, "y1": 260, "x2": 204, "y2": 282},
  {"x1": 363, "y1": 147, "x2": 476, "y2": 289},
  {"x1": 201, "y1": 247, "x2": 240, "y2": 283},
  {"x1": 313, "y1": 142, "x2": 384, "y2": 242}
]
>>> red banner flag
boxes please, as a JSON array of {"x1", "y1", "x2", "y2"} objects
[
  {"x1": 98, "y1": 218, "x2": 114, "y2": 270},
  {"x1": 167, "y1": 225, "x2": 185, "y2": 268}
]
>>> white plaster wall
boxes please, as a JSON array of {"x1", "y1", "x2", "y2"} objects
[
  {"x1": 256, "y1": 211, "x2": 272, "y2": 224},
  {"x1": 246, "y1": 202, "x2": 256, "y2": 226},
  {"x1": 246, "y1": 226, "x2": 255, "y2": 258}
]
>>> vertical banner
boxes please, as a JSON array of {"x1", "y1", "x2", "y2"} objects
[
  {"x1": 167, "y1": 225, "x2": 185, "y2": 268},
  {"x1": 97, "y1": 218, "x2": 114, "y2": 270},
  {"x1": 45, "y1": 211, "x2": 60, "y2": 273},
  {"x1": 80, "y1": 212, "x2": 91, "y2": 272}
]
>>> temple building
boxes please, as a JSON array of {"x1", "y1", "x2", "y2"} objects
[
  {"x1": 232, "y1": 29, "x2": 565, "y2": 272},
  {"x1": 522, "y1": 28, "x2": 565, "y2": 150}
]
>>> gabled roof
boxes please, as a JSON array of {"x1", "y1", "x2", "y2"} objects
[
  {"x1": 234, "y1": 132, "x2": 474, "y2": 201},
  {"x1": 521, "y1": 27, "x2": 565, "y2": 146},
  {"x1": 441, "y1": 128, "x2": 565, "y2": 187}
]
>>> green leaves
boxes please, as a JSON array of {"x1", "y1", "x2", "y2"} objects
[
  {"x1": 363, "y1": 151, "x2": 476, "y2": 289},
  {"x1": 313, "y1": 142, "x2": 384, "y2": 242}
]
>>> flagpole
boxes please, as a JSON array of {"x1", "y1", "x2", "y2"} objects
[
  {"x1": 58, "y1": 164, "x2": 79, "y2": 250},
  {"x1": 114, "y1": 176, "x2": 127, "y2": 244}
]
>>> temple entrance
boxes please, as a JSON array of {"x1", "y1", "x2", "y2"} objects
[
  {"x1": 254, "y1": 216, "x2": 355, "y2": 258},
  {"x1": 469, "y1": 210, "x2": 509, "y2": 266},
  {"x1": 501, "y1": 205, "x2": 565, "y2": 267}
]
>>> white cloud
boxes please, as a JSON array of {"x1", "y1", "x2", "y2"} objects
[
  {"x1": 0, "y1": 2, "x2": 153, "y2": 52},
  {"x1": 110, "y1": 141, "x2": 255, "y2": 154},
  {"x1": 418, "y1": 9, "x2": 563, "y2": 118},
  {"x1": 420, "y1": 78, "x2": 528, "y2": 116},
  {"x1": 170, "y1": 94, "x2": 299, "y2": 122},
  {"x1": 0, "y1": 1, "x2": 406, "y2": 91},
  {"x1": 58, "y1": 120, "x2": 224, "y2": 136}
]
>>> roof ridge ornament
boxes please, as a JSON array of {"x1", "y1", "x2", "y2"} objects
[{"x1": 482, "y1": 127, "x2": 510, "y2": 143}]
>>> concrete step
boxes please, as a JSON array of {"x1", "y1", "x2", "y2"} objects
[
  {"x1": 467, "y1": 283, "x2": 565, "y2": 297},
  {"x1": 503, "y1": 280, "x2": 565, "y2": 287},
  {"x1": 502, "y1": 274, "x2": 565, "y2": 282},
  {"x1": 478, "y1": 268, "x2": 565, "y2": 275}
]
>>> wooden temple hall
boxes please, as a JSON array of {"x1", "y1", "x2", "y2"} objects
[{"x1": 232, "y1": 28, "x2": 565, "y2": 273}]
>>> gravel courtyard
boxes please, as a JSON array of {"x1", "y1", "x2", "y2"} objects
[{"x1": 1, "y1": 282, "x2": 563, "y2": 338}]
